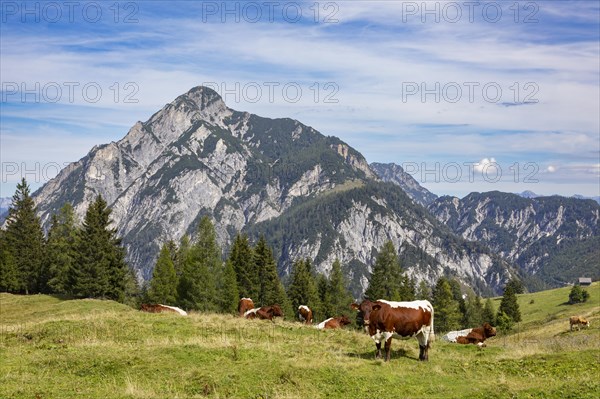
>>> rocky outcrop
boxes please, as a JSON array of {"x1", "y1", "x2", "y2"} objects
[
  {"x1": 370, "y1": 162, "x2": 438, "y2": 207},
  {"x1": 31, "y1": 86, "x2": 515, "y2": 295}
]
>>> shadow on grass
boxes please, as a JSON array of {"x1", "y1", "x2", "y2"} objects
[{"x1": 344, "y1": 347, "x2": 419, "y2": 362}]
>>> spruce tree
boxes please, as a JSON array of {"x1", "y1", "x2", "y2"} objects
[
  {"x1": 432, "y1": 277, "x2": 462, "y2": 333},
  {"x1": 217, "y1": 260, "x2": 239, "y2": 314},
  {"x1": 148, "y1": 243, "x2": 178, "y2": 305},
  {"x1": 3, "y1": 178, "x2": 45, "y2": 294},
  {"x1": 0, "y1": 230, "x2": 19, "y2": 292},
  {"x1": 317, "y1": 273, "x2": 333, "y2": 318},
  {"x1": 497, "y1": 281, "x2": 522, "y2": 323},
  {"x1": 327, "y1": 259, "x2": 354, "y2": 317},
  {"x1": 482, "y1": 298, "x2": 496, "y2": 325},
  {"x1": 229, "y1": 233, "x2": 257, "y2": 299},
  {"x1": 175, "y1": 235, "x2": 190, "y2": 279},
  {"x1": 253, "y1": 236, "x2": 292, "y2": 317},
  {"x1": 46, "y1": 203, "x2": 78, "y2": 295},
  {"x1": 416, "y1": 280, "x2": 432, "y2": 301},
  {"x1": 463, "y1": 294, "x2": 484, "y2": 327},
  {"x1": 365, "y1": 241, "x2": 403, "y2": 301},
  {"x1": 72, "y1": 195, "x2": 129, "y2": 302},
  {"x1": 178, "y1": 216, "x2": 219, "y2": 311},
  {"x1": 286, "y1": 258, "x2": 320, "y2": 319}
]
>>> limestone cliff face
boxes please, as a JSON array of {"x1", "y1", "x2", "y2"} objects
[
  {"x1": 370, "y1": 162, "x2": 438, "y2": 207},
  {"x1": 428, "y1": 192, "x2": 600, "y2": 287},
  {"x1": 33, "y1": 86, "x2": 515, "y2": 296}
]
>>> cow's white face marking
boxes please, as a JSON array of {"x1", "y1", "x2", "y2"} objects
[
  {"x1": 316, "y1": 318, "x2": 333, "y2": 329},
  {"x1": 299, "y1": 305, "x2": 310, "y2": 312},
  {"x1": 241, "y1": 298, "x2": 252, "y2": 301}
]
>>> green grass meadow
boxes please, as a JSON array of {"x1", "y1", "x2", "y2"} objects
[{"x1": 1, "y1": 283, "x2": 599, "y2": 398}]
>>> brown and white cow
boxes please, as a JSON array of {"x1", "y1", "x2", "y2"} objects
[
  {"x1": 140, "y1": 304, "x2": 188, "y2": 316},
  {"x1": 570, "y1": 316, "x2": 590, "y2": 331},
  {"x1": 244, "y1": 305, "x2": 284, "y2": 321},
  {"x1": 298, "y1": 305, "x2": 313, "y2": 324},
  {"x1": 352, "y1": 299, "x2": 434, "y2": 361},
  {"x1": 316, "y1": 315, "x2": 351, "y2": 330},
  {"x1": 456, "y1": 323, "x2": 496, "y2": 346},
  {"x1": 238, "y1": 298, "x2": 254, "y2": 317}
]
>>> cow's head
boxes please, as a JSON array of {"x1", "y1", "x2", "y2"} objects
[
  {"x1": 270, "y1": 305, "x2": 284, "y2": 317},
  {"x1": 338, "y1": 315, "x2": 351, "y2": 327},
  {"x1": 483, "y1": 323, "x2": 497, "y2": 338},
  {"x1": 351, "y1": 300, "x2": 379, "y2": 332}
]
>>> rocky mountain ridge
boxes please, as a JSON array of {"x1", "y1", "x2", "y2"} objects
[{"x1": 30, "y1": 86, "x2": 519, "y2": 297}]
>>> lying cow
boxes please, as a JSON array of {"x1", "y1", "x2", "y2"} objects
[
  {"x1": 570, "y1": 316, "x2": 590, "y2": 331},
  {"x1": 140, "y1": 304, "x2": 187, "y2": 316},
  {"x1": 238, "y1": 298, "x2": 254, "y2": 317},
  {"x1": 352, "y1": 299, "x2": 434, "y2": 361},
  {"x1": 456, "y1": 323, "x2": 496, "y2": 346},
  {"x1": 244, "y1": 305, "x2": 284, "y2": 321},
  {"x1": 298, "y1": 305, "x2": 313, "y2": 325},
  {"x1": 442, "y1": 328, "x2": 473, "y2": 343},
  {"x1": 316, "y1": 315, "x2": 351, "y2": 330}
]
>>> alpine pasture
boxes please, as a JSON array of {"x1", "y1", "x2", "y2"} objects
[{"x1": 1, "y1": 283, "x2": 599, "y2": 398}]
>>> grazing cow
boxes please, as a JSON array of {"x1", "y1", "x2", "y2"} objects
[
  {"x1": 316, "y1": 315, "x2": 351, "y2": 330},
  {"x1": 298, "y1": 305, "x2": 313, "y2": 325},
  {"x1": 244, "y1": 305, "x2": 284, "y2": 321},
  {"x1": 352, "y1": 299, "x2": 434, "y2": 361},
  {"x1": 238, "y1": 298, "x2": 254, "y2": 317},
  {"x1": 570, "y1": 316, "x2": 590, "y2": 331},
  {"x1": 456, "y1": 323, "x2": 496, "y2": 346},
  {"x1": 140, "y1": 304, "x2": 188, "y2": 316}
]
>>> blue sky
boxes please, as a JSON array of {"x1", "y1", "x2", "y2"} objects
[{"x1": 1, "y1": 0, "x2": 599, "y2": 198}]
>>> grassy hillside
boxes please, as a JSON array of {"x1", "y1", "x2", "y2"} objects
[{"x1": 1, "y1": 283, "x2": 599, "y2": 398}]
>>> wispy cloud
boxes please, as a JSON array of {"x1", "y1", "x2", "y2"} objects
[{"x1": 1, "y1": 0, "x2": 598, "y2": 197}]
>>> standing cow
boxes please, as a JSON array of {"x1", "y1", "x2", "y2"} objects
[
  {"x1": 569, "y1": 316, "x2": 590, "y2": 331},
  {"x1": 352, "y1": 299, "x2": 434, "y2": 361}
]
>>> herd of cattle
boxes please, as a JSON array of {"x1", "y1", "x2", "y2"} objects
[{"x1": 139, "y1": 298, "x2": 591, "y2": 362}]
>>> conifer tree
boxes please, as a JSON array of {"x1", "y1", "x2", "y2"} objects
[
  {"x1": 482, "y1": 297, "x2": 496, "y2": 325},
  {"x1": 317, "y1": 273, "x2": 333, "y2": 318},
  {"x1": 148, "y1": 243, "x2": 178, "y2": 305},
  {"x1": 0, "y1": 230, "x2": 19, "y2": 292},
  {"x1": 365, "y1": 241, "x2": 403, "y2": 301},
  {"x1": 327, "y1": 259, "x2": 354, "y2": 317},
  {"x1": 497, "y1": 281, "x2": 522, "y2": 323},
  {"x1": 217, "y1": 260, "x2": 239, "y2": 314},
  {"x1": 286, "y1": 258, "x2": 320, "y2": 318},
  {"x1": 463, "y1": 294, "x2": 484, "y2": 328},
  {"x1": 432, "y1": 277, "x2": 462, "y2": 333},
  {"x1": 72, "y1": 195, "x2": 129, "y2": 302},
  {"x1": 416, "y1": 280, "x2": 432, "y2": 301},
  {"x1": 253, "y1": 236, "x2": 292, "y2": 317},
  {"x1": 46, "y1": 203, "x2": 78, "y2": 295},
  {"x1": 178, "y1": 216, "x2": 219, "y2": 311},
  {"x1": 3, "y1": 178, "x2": 45, "y2": 294},
  {"x1": 229, "y1": 233, "x2": 257, "y2": 299},
  {"x1": 175, "y1": 235, "x2": 190, "y2": 278}
]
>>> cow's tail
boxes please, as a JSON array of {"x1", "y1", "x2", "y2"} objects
[{"x1": 428, "y1": 303, "x2": 435, "y2": 343}]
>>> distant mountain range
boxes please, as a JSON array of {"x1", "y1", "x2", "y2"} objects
[
  {"x1": 4, "y1": 86, "x2": 598, "y2": 296},
  {"x1": 519, "y1": 190, "x2": 600, "y2": 204}
]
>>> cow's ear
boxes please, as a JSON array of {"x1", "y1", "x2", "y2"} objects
[
  {"x1": 351, "y1": 303, "x2": 359, "y2": 310},
  {"x1": 372, "y1": 305, "x2": 381, "y2": 311}
]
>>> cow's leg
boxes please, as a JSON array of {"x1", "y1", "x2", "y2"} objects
[
  {"x1": 375, "y1": 341, "x2": 382, "y2": 359},
  {"x1": 417, "y1": 332, "x2": 429, "y2": 361},
  {"x1": 384, "y1": 337, "x2": 392, "y2": 362}
]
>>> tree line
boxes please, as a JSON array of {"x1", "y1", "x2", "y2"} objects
[{"x1": 0, "y1": 178, "x2": 523, "y2": 331}]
